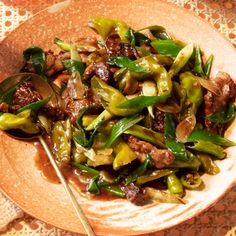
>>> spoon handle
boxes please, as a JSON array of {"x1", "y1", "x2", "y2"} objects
[{"x1": 38, "y1": 135, "x2": 95, "y2": 236}]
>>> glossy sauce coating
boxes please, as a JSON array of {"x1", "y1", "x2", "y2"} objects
[{"x1": 34, "y1": 141, "x2": 116, "y2": 200}]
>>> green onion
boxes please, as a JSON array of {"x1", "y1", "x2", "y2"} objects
[
  {"x1": 107, "y1": 56, "x2": 147, "y2": 73},
  {"x1": 104, "y1": 114, "x2": 144, "y2": 148}
]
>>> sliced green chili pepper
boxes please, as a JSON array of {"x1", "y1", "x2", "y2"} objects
[
  {"x1": 168, "y1": 43, "x2": 194, "y2": 78},
  {"x1": 142, "y1": 80, "x2": 157, "y2": 118},
  {"x1": 137, "y1": 56, "x2": 173, "y2": 100},
  {"x1": 173, "y1": 82, "x2": 186, "y2": 109},
  {"x1": 124, "y1": 124, "x2": 165, "y2": 148},
  {"x1": 0, "y1": 109, "x2": 39, "y2": 134},
  {"x1": 137, "y1": 169, "x2": 173, "y2": 185},
  {"x1": 114, "y1": 56, "x2": 172, "y2": 101},
  {"x1": 170, "y1": 151, "x2": 201, "y2": 171},
  {"x1": 167, "y1": 173, "x2": 183, "y2": 197},
  {"x1": 187, "y1": 129, "x2": 235, "y2": 147},
  {"x1": 52, "y1": 119, "x2": 72, "y2": 165},
  {"x1": 180, "y1": 171, "x2": 202, "y2": 190},
  {"x1": 85, "y1": 110, "x2": 113, "y2": 131},
  {"x1": 189, "y1": 140, "x2": 226, "y2": 159},
  {"x1": 113, "y1": 141, "x2": 136, "y2": 170},
  {"x1": 87, "y1": 148, "x2": 114, "y2": 167},
  {"x1": 207, "y1": 103, "x2": 236, "y2": 124},
  {"x1": 179, "y1": 72, "x2": 203, "y2": 112},
  {"x1": 138, "y1": 25, "x2": 171, "y2": 40},
  {"x1": 193, "y1": 46, "x2": 205, "y2": 76},
  {"x1": 196, "y1": 153, "x2": 220, "y2": 175},
  {"x1": 89, "y1": 17, "x2": 129, "y2": 42},
  {"x1": 23, "y1": 46, "x2": 45, "y2": 75},
  {"x1": 91, "y1": 76, "x2": 138, "y2": 116},
  {"x1": 164, "y1": 113, "x2": 188, "y2": 160},
  {"x1": 203, "y1": 54, "x2": 214, "y2": 77},
  {"x1": 104, "y1": 114, "x2": 144, "y2": 148},
  {"x1": 72, "y1": 141, "x2": 87, "y2": 164},
  {"x1": 107, "y1": 56, "x2": 147, "y2": 73},
  {"x1": 126, "y1": 154, "x2": 152, "y2": 184},
  {"x1": 54, "y1": 37, "x2": 96, "y2": 52},
  {"x1": 155, "y1": 66, "x2": 172, "y2": 101},
  {"x1": 151, "y1": 40, "x2": 183, "y2": 57},
  {"x1": 16, "y1": 96, "x2": 51, "y2": 114}
]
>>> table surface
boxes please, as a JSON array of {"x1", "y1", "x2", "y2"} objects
[{"x1": 0, "y1": 1, "x2": 235, "y2": 236}]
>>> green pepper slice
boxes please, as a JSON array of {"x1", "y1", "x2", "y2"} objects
[{"x1": 180, "y1": 171, "x2": 202, "y2": 190}]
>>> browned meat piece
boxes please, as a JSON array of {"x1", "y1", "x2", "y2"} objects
[
  {"x1": 105, "y1": 34, "x2": 139, "y2": 59},
  {"x1": 0, "y1": 102, "x2": 9, "y2": 112},
  {"x1": 126, "y1": 135, "x2": 175, "y2": 168},
  {"x1": 93, "y1": 62, "x2": 111, "y2": 83},
  {"x1": 106, "y1": 34, "x2": 120, "y2": 57},
  {"x1": 44, "y1": 51, "x2": 70, "y2": 77},
  {"x1": 83, "y1": 62, "x2": 111, "y2": 83},
  {"x1": 62, "y1": 88, "x2": 102, "y2": 124},
  {"x1": 42, "y1": 105, "x2": 65, "y2": 121},
  {"x1": 12, "y1": 80, "x2": 65, "y2": 120},
  {"x1": 204, "y1": 72, "x2": 236, "y2": 133},
  {"x1": 13, "y1": 81, "x2": 42, "y2": 108},
  {"x1": 152, "y1": 108, "x2": 165, "y2": 133},
  {"x1": 122, "y1": 183, "x2": 147, "y2": 206}
]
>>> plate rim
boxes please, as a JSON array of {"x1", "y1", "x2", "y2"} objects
[{"x1": 0, "y1": 0, "x2": 236, "y2": 235}]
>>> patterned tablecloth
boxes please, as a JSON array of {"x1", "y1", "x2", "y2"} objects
[{"x1": 0, "y1": 1, "x2": 235, "y2": 235}]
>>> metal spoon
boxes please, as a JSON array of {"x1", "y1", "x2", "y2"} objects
[{"x1": 0, "y1": 73, "x2": 95, "y2": 236}]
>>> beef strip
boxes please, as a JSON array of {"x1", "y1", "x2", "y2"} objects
[
  {"x1": 105, "y1": 34, "x2": 139, "y2": 59},
  {"x1": 12, "y1": 80, "x2": 65, "y2": 120},
  {"x1": 122, "y1": 183, "x2": 147, "y2": 206},
  {"x1": 44, "y1": 51, "x2": 70, "y2": 77},
  {"x1": 204, "y1": 72, "x2": 236, "y2": 133},
  {"x1": 41, "y1": 105, "x2": 65, "y2": 121},
  {"x1": 152, "y1": 107, "x2": 165, "y2": 133},
  {"x1": 13, "y1": 81, "x2": 42, "y2": 108},
  {"x1": 62, "y1": 88, "x2": 102, "y2": 124},
  {"x1": 83, "y1": 62, "x2": 111, "y2": 83},
  {"x1": 126, "y1": 135, "x2": 175, "y2": 168}
]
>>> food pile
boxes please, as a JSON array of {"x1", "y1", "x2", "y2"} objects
[{"x1": 0, "y1": 18, "x2": 235, "y2": 205}]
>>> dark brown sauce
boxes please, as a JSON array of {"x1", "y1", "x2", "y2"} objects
[
  {"x1": 34, "y1": 142, "x2": 118, "y2": 201},
  {"x1": 34, "y1": 141, "x2": 60, "y2": 184}
]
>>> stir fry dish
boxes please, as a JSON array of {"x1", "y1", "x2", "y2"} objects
[{"x1": 0, "y1": 17, "x2": 235, "y2": 206}]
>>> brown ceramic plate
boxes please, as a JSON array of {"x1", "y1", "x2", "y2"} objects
[{"x1": 0, "y1": 1, "x2": 236, "y2": 235}]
